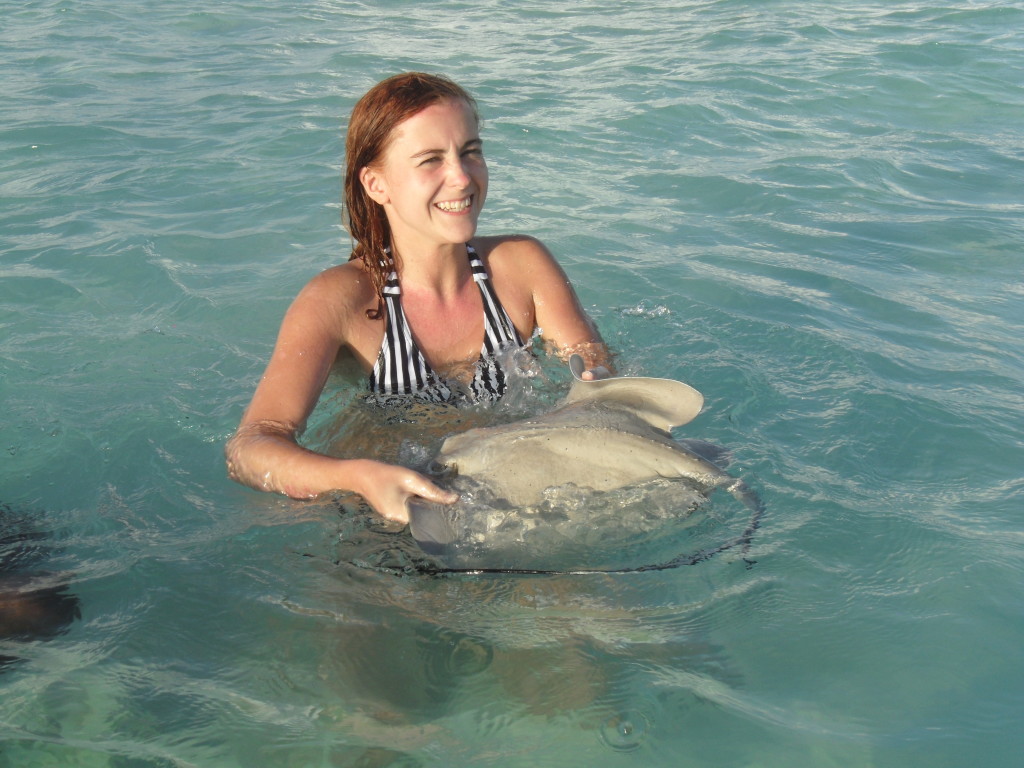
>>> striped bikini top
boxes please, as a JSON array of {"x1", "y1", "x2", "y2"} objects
[{"x1": 368, "y1": 245, "x2": 525, "y2": 405}]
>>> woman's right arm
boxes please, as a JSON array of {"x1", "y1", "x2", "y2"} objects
[{"x1": 224, "y1": 269, "x2": 457, "y2": 523}]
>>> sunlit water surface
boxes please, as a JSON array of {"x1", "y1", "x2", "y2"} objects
[{"x1": 2, "y1": 1, "x2": 1022, "y2": 766}]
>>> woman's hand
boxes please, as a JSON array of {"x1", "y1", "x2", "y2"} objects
[
  {"x1": 579, "y1": 365, "x2": 612, "y2": 381},
  {"x1": 351, "y1": 460, "x2": 459, "y2": 524},
  {"x1": 226, "y1": 425, "x2": 457, "y2": 524}
]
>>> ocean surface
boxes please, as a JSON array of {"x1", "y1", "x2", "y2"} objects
[{"x1": 2, "y1": 0, "x2": 1022, "y2": 766}]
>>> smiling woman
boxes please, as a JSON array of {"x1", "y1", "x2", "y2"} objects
[
  {"x1": 225, "y1": 72, "x2": 611, "y2": 523},
  {"x1": 358, "y1": 101, "x2": 488, "y2": 267}
]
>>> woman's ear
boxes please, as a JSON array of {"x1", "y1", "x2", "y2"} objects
[{"x1": 359, "y1": 166, "x2": 389, "y2": 205}]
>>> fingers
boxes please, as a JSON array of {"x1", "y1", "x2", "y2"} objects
[
  {"x1": 364, "y1": 465, "x2": 459, "y2": 524},
  {"x1": 398, "y1": 467, "x2": 458, "y2": 506},
  {"x1": 581, "y1": 365, "x2": 612, "y2": 381},
  {"x1": 415, "y1": 481, "x2": 460, "y2": 505}
]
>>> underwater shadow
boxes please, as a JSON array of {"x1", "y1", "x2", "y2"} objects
[{"x1": 1, "y1": 503, "x2": 82, "y2": 671}]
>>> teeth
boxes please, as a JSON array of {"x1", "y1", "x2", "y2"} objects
[{"x1": 436, "y1": 197, "x2": 472, "y2": 212}]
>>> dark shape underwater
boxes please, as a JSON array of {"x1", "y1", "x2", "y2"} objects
[{"x1": 1, "y1": 503, "x2": 81, "y2": 670}]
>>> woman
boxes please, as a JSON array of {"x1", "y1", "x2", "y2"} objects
[{"x1": 226, "y1": 73, "x2": 609, "y2": 523}]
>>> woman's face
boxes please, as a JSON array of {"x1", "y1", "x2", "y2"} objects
[{"x1": 360, "y1": 98, "x2": 488, "y2": 253}]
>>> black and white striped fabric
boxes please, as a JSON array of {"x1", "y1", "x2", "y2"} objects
[{"x1": 368, "y1": 245, "x2": 525, "y2": 405}]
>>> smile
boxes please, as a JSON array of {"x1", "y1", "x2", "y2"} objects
[{"x1": 435, "y1": 196, "x2": 473, "y2": 213}]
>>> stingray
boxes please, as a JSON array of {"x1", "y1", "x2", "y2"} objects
[{"x1": 407, "y1": 356, "x2": 764, "y2": 575}]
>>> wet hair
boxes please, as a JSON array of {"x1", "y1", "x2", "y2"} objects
[{"x1": 343, "y1": 72, "x2": 479, "y2": 319}]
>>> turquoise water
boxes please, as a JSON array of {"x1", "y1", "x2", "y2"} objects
[{"x1": 3, "y1": 0, "x2": 1023, "y2": 765}]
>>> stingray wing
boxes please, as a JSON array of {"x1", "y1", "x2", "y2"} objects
[
  {"x1": 565, "y1": 354, "x2": 704, "y2": 430},
  {"x1": 436, "y1": 419, "x2": 724, "y2": 508}
]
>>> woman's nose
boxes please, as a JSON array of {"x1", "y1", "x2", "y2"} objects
[{"x1": 445, "y1": 157, "x2": 472, "y2": 187}]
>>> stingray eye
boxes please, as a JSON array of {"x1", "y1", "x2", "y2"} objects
[{"x1": 428, "y1": 460, "x2": 453, "y2": 476}]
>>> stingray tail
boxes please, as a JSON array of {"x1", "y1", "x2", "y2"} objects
[{"x1": 721, "y1": 477, "x2": 765, "y2": 557}]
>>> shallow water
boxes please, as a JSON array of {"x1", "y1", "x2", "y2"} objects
[{"x1": 2, "y1": 0, "x2": 1023, "y2": 766}]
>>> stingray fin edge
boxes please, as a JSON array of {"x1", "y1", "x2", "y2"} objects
[{"x1": 565, "y1": 355, "x2": 704, "y2": 429}]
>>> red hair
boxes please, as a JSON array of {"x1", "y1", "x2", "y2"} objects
[{"x1": 343, "y1": 73, "x2": 479, "y2": 318}]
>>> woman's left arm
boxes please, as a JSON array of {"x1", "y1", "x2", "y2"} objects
[{"x1": 487, "y1": 236, "x2": 612, "y2": 376}]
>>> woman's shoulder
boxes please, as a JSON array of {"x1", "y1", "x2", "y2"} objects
[
  {"x1": 473, "y1": 233, "x2": 550, "y2": 259},
  {"x1": 286, "y1": 259, "x2": 380, "y2": 328},
  {"x1": 473, "y1": 234, "x2": 564, "y2": 276},
  {"x1": 473, "y1": 234, "x2": 568, "y2": 285},
  {"x1": 298, "y1": 259, "x2": 377, "y2": 303}
]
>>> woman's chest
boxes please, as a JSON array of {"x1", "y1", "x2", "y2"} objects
[{"x1": 400, "y1": 282, "x2": 486, "y2": 369}]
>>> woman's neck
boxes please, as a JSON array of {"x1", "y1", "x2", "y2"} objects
[{"x1": 392, "y1": 240, "x2": 471, "y2": 299}]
